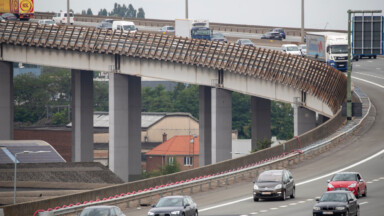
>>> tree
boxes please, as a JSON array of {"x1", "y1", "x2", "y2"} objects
[
  {"x1": 126, "y1": 4, "x2": 137, "y2": 18},
  {"x1": 271, "y1": 102, "x2": 293, "y2": 140},
  {"x1": 98, "y1": 8, "x2": 108, "y2": 16},
  {"x1": 86, "y1": 8, "x2": 93, "y2": 15},
  {"x1": 81, "y1": 10, "x2": 86, "y2": 15},
  {"x1": 137, "y1": 8, "x2": 145, "y2": 18}
]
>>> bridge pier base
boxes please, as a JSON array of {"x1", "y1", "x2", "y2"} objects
[
  {"x1": 294, "y1": 105, "x2": 316, "y2": 136},
  {"x1": 109, "y1": 73, "x2": 141, "y2": 182},
  {"x1": 71, "y1": 69, "x2": 94, "y2": 162},
  {"x1": 251, "y1": 96, "x2": 271, "y2": 151},
  {"x1": 0, "y1": 61, "x2": 13, "y2": 140},
  {"x1": 317, "y1": 114, "x2": 330, "y2": 126},
  {"x1": 199, "y1": 86, "x2": 212, "y2": 166}
]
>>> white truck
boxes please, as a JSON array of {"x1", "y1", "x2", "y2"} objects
[
  {"x1": 306, "y1": 32, "x2": 349, "y2": 72},
  {"x1": 175, "y1": 19, "x2": 211, "y2": 40}
]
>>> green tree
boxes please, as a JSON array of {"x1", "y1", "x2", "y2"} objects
[
  {"x1": 137, "y1": 8, "x2": 145, "y2": 18},
  {"x1": 81, "y1": 10, "x2": 86, "y2": 15},
  {"x1": 51, "y1": 109, "x2": 70, "y2": 125},
  {"x1": 98, "y1": 8, "x2": 108, "y2": 16},
  {"x1": 232, "y1": 92, "x2": 251, "y2": 138},
  {"x1": 251, "y1": 138, "x2": 273, "y2": 152},
  {"x1": 271, "y1": 102, "x2": 293, "y2": 140},
  {"x1": 126, "y1": 4, "x2": 137, "y2": 18},
  {"x1": 94, "y1": 81, "x2": 109, "y2": 111},
  {"x1": 162, "y1": 157, "x2": 180, "y2": 174},
  {"x1": 173, "y1": 85, "x2": 199, "y2": 118},
  {"x1": 87, "y1": 8, "x2": 93, "y2": 15}
]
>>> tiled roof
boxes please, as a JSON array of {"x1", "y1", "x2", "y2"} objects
[{"x1": 146, "y1": 135, "x2": 199, "y2": 156}]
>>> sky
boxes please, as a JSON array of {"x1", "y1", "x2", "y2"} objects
[{"x1": 35, "y1": 0, "x2": 384, "y2": 30}]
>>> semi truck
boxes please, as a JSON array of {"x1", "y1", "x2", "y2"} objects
[
  {"x1": 0, "y1": 0, "x2": 34, "y2": 20},
  {"x1": 175, "y1": 19, "x2": 211, "y2": 40},
  {"x1": 306, "y1": 32, "x2": 349, "y2": 72}
]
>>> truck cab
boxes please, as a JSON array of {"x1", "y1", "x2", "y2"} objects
[
  {"x1": 325, "y1": 38, "x2": 348, "y2": 71},
  {"x1": 191, "y1": 26, "x2": 211, "y2": 40}
]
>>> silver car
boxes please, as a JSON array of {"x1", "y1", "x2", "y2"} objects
[
  {"x1": 79, "y1": 205, "x2": 126, "y2": 216},
  {"x1": 253, "y1": 169, "x2": 295, "y2": 201}
]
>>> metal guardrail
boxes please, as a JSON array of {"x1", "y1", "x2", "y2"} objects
[{"x1": 0, "y1": 21, "x2": 346, "y2": 113}]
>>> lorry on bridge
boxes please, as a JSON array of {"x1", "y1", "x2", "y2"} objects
[
  {"x1": 175, "y1": 19, "x2": 211, "y2": 40},
  {"x1": 306, "y1": 32, "x2": 349, "y2": 72},
  {"x1": 0, "y1": 0, "x2": 34, "y2": 20}
]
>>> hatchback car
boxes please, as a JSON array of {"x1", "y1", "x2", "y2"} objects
[
  {"x1": 272, "y1": 28, "x2": 286, "y2": 39},
  {"x1": 253, "y1": 169, "x2": 295, "y2": 201},
  {"x1": 282, "y1": 44, "x2": 302, "y2": 56},
  {"x1": 79, "y1": 205, "x2": 126, "y2": 216},
  {"x1": 236, "y1": 39, "x2": 254, "y2": 47},
  {"x1": 327, "y1": 172, "x2": 367, "y2": 198},
  {"x1": 1, "y1": 13, "x2": 17, "y2": 21},
  {"x1": 313, "y1": 190, "x2": 359, "y2": 216},
  {"x1": 261, "y1": 32, "x2": 283, "y2": 40},
  {"x1": 148, "y1": 195, "x2": 198, "y2": 216},
  {"x1": 211, "y1": 33, "x2": 228, "y2": 43},
  {"x1": 159, "y1": 25, "x2": 175, "y2": 33}
]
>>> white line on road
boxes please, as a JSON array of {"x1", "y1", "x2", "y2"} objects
[
  {"x1": 353, "y1": 76, "x2": 384, "y2": 89},
  {"x1": 353, "y1": 72, "x2": 384, "y2": 80},
  {"x1": 360, "y1": 202, "x2": 369, "y2": 205}
]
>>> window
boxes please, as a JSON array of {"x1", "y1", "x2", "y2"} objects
[
  {"x1": 168, "y1": 157, "x2": 174, "y2": 164},
  {"x1": 184, "y1": 157, "x2": 193, "y2": 166}
]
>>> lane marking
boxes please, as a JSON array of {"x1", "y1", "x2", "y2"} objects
[
  {"x1": 199, "y1": 149, "x2": 384, "y2": 212},
  {"x1": 270, "y1": 207, "x2": 278, "y2": 210},
  {"x1": 307, "y1": 199, "x2": 314, "y2": 201},
  {"x1": 298, "y1": 201, "x2": 306, "y2": 203},
  {"x1": 259, "y1": 210, "x2": 268, "y2": 213},
  {"x1": 250, "y1": 212, "x2": 258, "y2": 215},
  {"x1": 353, "y1": 72, "x2": 384, "y2": 80},
  {"x1": 280, "y1": 205, "x2": 288, "y2": 208},
  {"x1": 289, "y1": 203, "x2": 297, "y2": 206},
  {"x1": 360, "y1": 202, "x2": 368, "y2": 205},
  {"x1": 367, "y1": 181, "x2": 373, "y2": 184},
  {"x1": 352, "y1": 76, "x2": 384, "y2": 89}
]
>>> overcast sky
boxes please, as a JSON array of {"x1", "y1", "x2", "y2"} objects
[{"x1": 35, "y1": 0, "x2": 384, "y2": 30}]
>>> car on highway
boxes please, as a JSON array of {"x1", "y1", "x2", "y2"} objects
[
  {"x1": 236, "y1": 39, "x2": 254, "y2": 47},
  {"x1": 97, "y1": 19, "x2": 114, "y2": 30},
  {"x1": 79, "y1": 205, "x2": 126, "y2": 216},
  {"x1": 298, "y1": 44, "x2": 307, "y2": 57},
  {"x1": 1, "y1": 13, "x2": 17, "y2": 21},
  {"x1": 38, "y1": 19, "x2": 57, "y2": 26},
  {"x1": 327, "y1": 171, "x2": 367, "y2": 198},
  {"x1": 281, "y1": 44, "x2": 302, "y2": 56},
  {"x1": 159, "y1": 25, "x2": 175, "y2": 33},
  {"x1": 211, "y1": 33, "x2": 228, "y2": 43},
  {"x1": 148, "y1": 195, "x2": 198, "y2": 216},
  {"x1": 112, "y1": 20, "x2": 137, "y2": 33},
  {"x1": 53, "y1": 11, "x2": 74, "y2": 25},
  {"x1": 261, "y1": 31, "x2": 283, "y2": 40},
  {"x1": 272, "y1": 28, "x2": 286, "y2": 39},
  {"x1": 253, "y1": 169, "x2": 295, "y2": 201},
  {"x1": 313, "y1": 190, "x2": 359, "y2": 216}
]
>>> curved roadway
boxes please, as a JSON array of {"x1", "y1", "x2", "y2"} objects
[{"x1": 123, "y1": 58, "x2": 384, "y2": 216}]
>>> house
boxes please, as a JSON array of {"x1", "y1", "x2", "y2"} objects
[{"x1": 145, "y1": 135, "x2": 199, "y2": 172}]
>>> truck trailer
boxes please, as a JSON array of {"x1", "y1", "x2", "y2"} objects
[
  {"x1": 175, "y1": 19, "x2": 211, "y2": 40},
  {"x1": 0, "y1": 0, "x2": 34, "y2": 20},
  {"x1": 306, "y1": 32, "x2": 349, "y2": 72}
]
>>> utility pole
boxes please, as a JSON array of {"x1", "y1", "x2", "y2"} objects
[
  {"x1": 67, "y1": 0, "x2": 70, "y2": 25},
  {"x1": 301, "y1": 0, "x2": 305, "y2": 43},
  {"x1": 185, "y1": 0, "x2": 189, "y2": 19}
]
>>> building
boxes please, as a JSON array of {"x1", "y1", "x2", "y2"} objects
[{"x1": 145, "y1": 135, "x2": 199, "y2": 172}]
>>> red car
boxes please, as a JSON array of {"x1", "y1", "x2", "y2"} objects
[{"x1": 327, "y1": 172, "x2": 367, "y2": 198}]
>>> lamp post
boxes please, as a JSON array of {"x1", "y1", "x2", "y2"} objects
[{"x1": 13, "y1": 151, "x2": 50, "y2": 204}]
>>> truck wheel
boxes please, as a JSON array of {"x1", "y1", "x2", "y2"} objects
[{"x1": 374, "y1": 55, "x2": 377, "y2": 59}]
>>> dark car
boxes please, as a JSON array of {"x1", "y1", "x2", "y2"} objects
[
  {"x1": 1, "y1": 13, "x2": 17, "y2": 21},
  {"x1": 261, "y1": 32, "x2": 283, "y2": 40},
  {"x1": 272, "y1": 28, "x2": 286, "y2": 39},
  {"x1": 97, "y1": 19, "x2": 114, "y2": 30},
  {"x1": 253, "y1": 169, "x2": 295, "y2": 201},
  {"x1": 236, "y1": 39, "x2": 254, "y2": 47},
  {"x1": 211, "y1": 33, "x2": 228, "y2": 43},
  {"x1": 313, "y1": 191, "x2": 359, "y2": 216},
  {"x1": 148, "y1": 195, "x2": 198, "y2": 216},
  {"x1": 79, "y1": 205, "x2": 126, "y2": 216},
  {"x1": 327, "y1": 172, "x2": 367, "y2": 198}
]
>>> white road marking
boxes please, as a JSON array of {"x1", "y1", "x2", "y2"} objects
[
  {"x1": 199, "y1": 148, "x2": 384, "y2": 212},
  {"x1": 280, "y1": 205, "x2": 288, "y2": 208},
  {"x1": 360, "y1": 202, "x2": 368, "y2": 205},
  {"x1": 373, "y1": 179, "x2": 379, "y2": 181},
  {"x1": 376, "y1": 68, "x2": 381, "y2": 70},
  {"x1": 367, "y1": 181, "x2": 373, "y2": 184},
  {"x1": 380, "y1": 177, "x2": 384, "y2": 180},
  {"x1": 250, "y1": 212, "x2": 258, "y2": 215},
  {"x1": 259, "y1": 210, "x2": 268, "y2": 213},
  {"x1": 298, "y1": 201, "x2": 306, "y2": 203},
  {"x1": 289, "y1": 203, "x2": 297, "y2": 206},
  {"x1": 270, "y1": 207, "x2": 278, "y2": 210},
  {"x1": 307, "y1": 199, "x2": 314, "y2": 201},
  {"x1": 353, "y1": 72, "x2": 384, "y2": 80}
]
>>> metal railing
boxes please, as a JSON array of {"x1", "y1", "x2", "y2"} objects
[{"x1": 0, "y1": 21, "x2": 346, "y2": 113}]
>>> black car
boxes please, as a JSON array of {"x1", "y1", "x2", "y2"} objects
[
  {"x1": 253, "y1": 169, "x2": 295, "y2": 201},
  {"x1": 313, "y1": 191, "x2": 359, "y2": 216},
  {"x1": 97, "y1": 19, "x2": 114, "y2": 30},
  {"x1": 261, "y1": 32, "x2": 283, "y2": 40},
  {"x1": 148, "y1": 195, "x2": 198, "y2": 216},
  {"x1": 1, "y1": 13, "x2": 17, "y2": 21},
  {"x1": 211, "y1": 33, "x2": 228, "y2": 43}
]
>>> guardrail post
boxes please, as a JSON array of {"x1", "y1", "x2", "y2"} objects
[
  {"x1": 242, "y1": 173, "x2": 245, "y2": 180},
  {"x1": 190, "y1": 186, "x2": 193, "y2": 194},
  {"x1": 200, "y1": 184, "x2": 203, "y2": 192},
  {"x1": 234, "y1": 175, "x2": 236, "y2": 183},
  {"x1": 217, "y1": 179, "x2": 220, "y2": 187},
  {"x1": 126, "y1": 200, "x2": 130, "y2": 208}
]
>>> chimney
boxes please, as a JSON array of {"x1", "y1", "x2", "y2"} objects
[{"x1": 162, "y1": 133, "x2": 167, "y2": 143}]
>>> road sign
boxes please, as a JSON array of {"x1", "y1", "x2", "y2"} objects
[{"x1": 352, "y1": 16, "x2": 383, "y2": 55}]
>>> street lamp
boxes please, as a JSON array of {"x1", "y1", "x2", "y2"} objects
[{"x1": 13, "y1": 150, "x2": 50, "y2": 204}]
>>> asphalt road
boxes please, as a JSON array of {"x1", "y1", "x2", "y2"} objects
[{"x1": 122, "y1": 58, "x2": 384, "y2": 216}]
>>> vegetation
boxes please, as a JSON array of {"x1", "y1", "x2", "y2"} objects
[
  {"x1": 251, "y1": 138, "x2": 273, "y2": 153},
  {"x1": 96, "y1": 3, "x2": 146, "y2": 18},
  {"x1": 142, "y1": 157, "x2": 180, "y2": 178}
]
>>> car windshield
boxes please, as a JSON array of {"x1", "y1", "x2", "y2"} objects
[
  {"x1": 257, "y1": 171, "x2": 282, "y2": 182},
  {"x1": 123, "y1": 25, "x2": 136, "y2": 31},
  {"x1": 80, "y1": 208, "x2": 110, "y2": 216},
  {"x1": 213, "y1": 34, "x2": 225, "y2": 39},
  {"x1": 191, "y1": 28, "x2": 211, "y2": 36},
  {"x1": 241, "y1": 39, "x2": 252, "y2": 44},
  {"x1": 167, "y1": 26, "x2": 174, "y2": 30},
  {"x1": 64, "y1": 13, "x2": 74, "y2": 17},
  {"x1": 331, "y1": 173, "x2": 356, "y2": 181},
  {"x1": 320, "y1": 193, "x2": 348, "y2": 202},
  {"x1": 156, "y1": 197, "x2": 183, "y2": 207},
  {"x1": 329, "y1": 45, "x2": 348, "y2": 54},
  {"x1": 287, "y1": 46, "x2": 299, "y2": 51}
]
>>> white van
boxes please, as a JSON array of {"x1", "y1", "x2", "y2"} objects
[
  {"x1": 52, "y1": 11, "x2": 74, "y2": 25},
  {"x1": 112, "y1": 21, "x2": 137, "y2": 33},
  {"x1": 281, "y1": 44, "x2": 301, "y2": 56}
]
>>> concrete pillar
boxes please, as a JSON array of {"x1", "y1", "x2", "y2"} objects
[
  {"x1": 71, "y1": 70, "x2": 94, "y2": 162},
  {"x1": 0, "y1": 61, "x2": 13, "y2": 140},
  {"x1": 294, "y1": 105, "x2": 316, "y2": 136},
  {"x1": 109, "y1": 73, "x2": 141, "y2": 182},
  {"x1": 251, "y1": 96, "x2": 271, "y2": 151},
  {"x1": 211, "y1": 88, "x2": 232, "y2": 163},
  {"x1": 199, "y1": 86, "x2": 212, "y2": 166}
]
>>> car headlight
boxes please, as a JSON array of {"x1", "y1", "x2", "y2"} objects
[
  {"x1": 348, "y1": 183, "x2": 356, "y2": 188},
  {"x1": 253, "y1": 184, "x2": 259, "y2": 190},
  {"x1": 171, "y1": 210, "x2": 181, "y2": 216},
  {"x1": 313, "y1": 206, "x2": 320, "y2": 211},
  {"x1": 274, "y1": 184, "x2": 282, "y2": 189},
  {"x1": 330, "y1": 62, "x2": 335, "y2": 66},
  {"x1": 336, "y1": 207, "x2": 346, "y2": 210},
  {"x1": 148, "y1": 212, "x2": 155, "y2": 216},
  {"x1": 328, "y1": 183, "x2": 334, "y2": 188}
]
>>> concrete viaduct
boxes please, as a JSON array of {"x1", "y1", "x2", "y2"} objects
[{"x1": 0, "y1": 21, "x2": 346, "y2": 182}]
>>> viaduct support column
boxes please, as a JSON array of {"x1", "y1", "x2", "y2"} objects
[
  {"x1": 71, "y1": 70, "x2": 94, "y2": 162},
  {"x1": 0, "y1": 61, "x2": 13, "y2": 140},
  {"x1": 109, "y1": 73, "x2": 141, "y2": 182},
  {"x1": 251, "y1": 96, "x2": 271, "y2": 151},
  {"x1": 211, "y1": 88, "x2": 232, "y2": 163},
  {"x1": 199, "y1": 86, "x2": 212, "y2": 166},
  {"x1": 293, "y1": 105, "x2": 316, "y2": 136}
]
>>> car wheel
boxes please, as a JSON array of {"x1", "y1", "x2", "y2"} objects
[
  {"x1": 345, "y1": 210, "x2": 349, "y2": 216},
  {"x1": 356, "y1": 189, "x2": 360, "y2": 199},
  {"x1": 369, "y1": 56, "x2": 372, "y2": 59},
  {"x1": 281, "y1": 190, "x2": 286, "y2": 201},
  {"x1": 363, "y1": 186, "x2": 367, "y2": 197},
  {"x1": 356, "y1": 207, "x2": 360, "y2": 216},
  {"x1": 253, "y1": 196, "x2": 259, "y2": 202},
  {"x1": 290, "y1": 188, "x2": 295, "y2": 199},
  {"x1": 194, "y1": 210, "x2": 198, "y2": 216}
]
